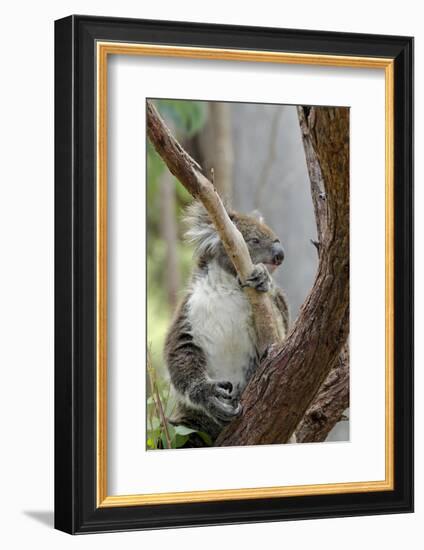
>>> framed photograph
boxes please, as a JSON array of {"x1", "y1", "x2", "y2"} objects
[{"x1": 54, "y1": 15, "x2": 413, "y2": 534}]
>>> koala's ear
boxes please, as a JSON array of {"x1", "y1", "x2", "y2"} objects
[{"x1": 250, "y1": 209, "x2": 265, "y2": 224}]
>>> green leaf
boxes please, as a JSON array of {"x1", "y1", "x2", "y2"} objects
[
  {"x1": 167, "y1": 424, "x2": 176, "y2": 445},
  {"x1": 161, "y1": 431, "x2": 170, "y2": 449},
  {"x1": 174, "y1": 425, "x2": 197, "y2": 436},
  {"x1": 174, "y1": 434, "x2": 190, "y2": 448}
]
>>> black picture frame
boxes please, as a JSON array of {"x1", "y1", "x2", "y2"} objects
[{"x1": 55, "y1": 14, "x2": 414, "y2": 534}]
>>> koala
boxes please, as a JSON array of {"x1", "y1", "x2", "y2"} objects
[{"x1": 164, "y1": 202, "x2": 289, "y2": 445}]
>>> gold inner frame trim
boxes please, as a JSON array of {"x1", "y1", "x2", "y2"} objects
[{"x1": 96, "y1": 42, "x2": 395, "y2": 508}]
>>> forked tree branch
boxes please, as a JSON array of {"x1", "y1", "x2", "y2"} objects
[
  {"x1": 216, "y1": 106, "x2": 350, "y2": 446},
  {"x1": 146, "y1": 100, "x2": 283, "y2": 354},
  {"x1": 294, "y1": 106, "x2": 350, "y2": 443}
]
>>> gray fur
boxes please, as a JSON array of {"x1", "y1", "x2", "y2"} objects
[
  {"x1": 165, "y1": 202, "x2": 290, "y2": 446},
  {"x1": 184, "y1": 202, "x2": 221, "y2": 260}
]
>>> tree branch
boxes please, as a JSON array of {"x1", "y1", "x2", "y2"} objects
[
  {"x1": 146, "y1": 100, "x2": 283, "y2": 354},
  {"x1": 295, "y1": 342, "x2": 349, "y2": 442}
]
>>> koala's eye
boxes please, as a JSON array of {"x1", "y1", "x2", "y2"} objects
[{"x1": 249, "y1": 238, "x2": 260, "y2": 245}]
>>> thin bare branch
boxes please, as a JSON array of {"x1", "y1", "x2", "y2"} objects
[{"x1": 147, "y1": 353, "x2": 172, "y2": 449}]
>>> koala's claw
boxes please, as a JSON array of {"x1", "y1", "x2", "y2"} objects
[
  {"x1": 210, "y1": 396, "x2": 242, "y2": 421},
  {"x1": 242, "y1": 263, "x2": 272, "y2": 293},
  {"x1": 190, "y1": 380, "x2": 242, "y2": 422},
  {"x1": 209, "y1": 380, "x2": 242, "y2": 421}
]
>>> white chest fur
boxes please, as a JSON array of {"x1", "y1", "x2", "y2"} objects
[{"x1": 186, "y1": 262, "x2": 257, "y2": 389}]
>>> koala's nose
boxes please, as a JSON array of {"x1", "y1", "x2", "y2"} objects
[{"x1": 272, "y1": 243, "x2": 285, "y2": 265}]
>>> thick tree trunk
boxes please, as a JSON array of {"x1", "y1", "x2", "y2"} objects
[
  {"x1": 216, "y1": 106, "x2": 349, "y2": 446},
  {"x1": 146, "y1": 100, "x2": 283, "y2": 354},
  {"x1": 254, "y1": 108, "x2": 283, "y2": 211},
  {"x1": 198, "y1": 102, "x2": 234, "y2": 203},
  {"x1": 294, "y1": 106, "x2": 350, "y2": 443}
]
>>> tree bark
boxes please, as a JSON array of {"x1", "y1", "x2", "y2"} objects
[
  {"x1": 294, "y1": 105, "x2": 350, "y2": 443},
  {"x1": 216, "y1": 106, "x2": 349, "y2": 446},
  {"x1": 295, "y1": 343, "x2": 349, "y2": 442},
  {"x1": 146, "y1": 100, "x2": 283, "y2": 354}
]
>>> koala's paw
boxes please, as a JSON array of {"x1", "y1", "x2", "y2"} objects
[
  {"x1": 192, "y1": 381, "x2": 242, "y2": 422},
  {"x1": 208, "y1": 381, "x2": 243, "y2": 422},
  {"x1": 242, "y1": 263, "x2": 272, "y2": 293}
]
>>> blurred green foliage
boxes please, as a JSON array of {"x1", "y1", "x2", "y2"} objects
[
  {"x1": 147, "y1": 238, "x2": 193, "y2": 373},
  {"x1": 155, "y1": 99, "x2": 208, "y2": 137},
  {"x1": 146, "y1": 100, "x2": 209, "y2": 449}
]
